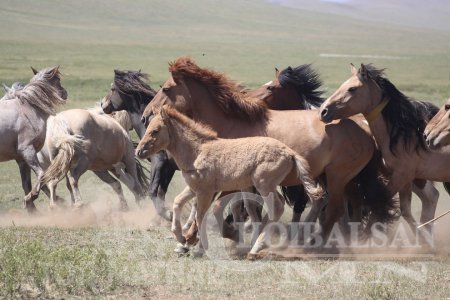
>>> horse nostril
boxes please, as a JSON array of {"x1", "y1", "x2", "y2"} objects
[
  {"x1": 320, "y1": 108, "x2": 329, "y2": 119},
  {"x1": 141, "y1": 116, "x2": 147, "y2": 125},
  {"x1": 423, "y1": 133, "x2": 427, "y2": 140}
]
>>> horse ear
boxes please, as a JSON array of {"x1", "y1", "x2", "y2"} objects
[
  {"x1": 275, "y1": 67, "x2": 280, "y2": 78},
  {"x1": 160, "y1": 106, "x2": 170, "y2": 122},
  {"x1": 31, "y1": 66, "x2": 38, "y2": 75},
  {"x1": 171, "y1": 72, "x2": 183, "y2": 85},
  {"x1": 350, "y1": 63, "x2": 357, "y2": 76},
  {"x1": 51, "y1": 65, "x2": 60, "y2": 77},
  {"x1": 359, "y1": 63, "x2": 368, "y2": 79},
  {"x1": 2, "y1": 83, "x2": 10, "y2": 93}
]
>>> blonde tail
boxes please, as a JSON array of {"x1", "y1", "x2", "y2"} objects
[
  {"x1": 294, "y1": 154, "x2": 324, "y2": 201},
  {"x1": 41, "y1": 135, "x2": 84, "y2": 185}
]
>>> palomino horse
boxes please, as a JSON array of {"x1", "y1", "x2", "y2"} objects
[
  {"x1": 253, "y1": 65, "x2": 440, "y2": 237},
  {"x1": 101, "y1": 70, "x2": 174, "y2": 220},
  {"x1": 319, "y1": 64, "x2": 446, "y2": 235},
  {"x1": 0, "y1": 66, "x2": 68, "y2": 211},
  {"x1": 136, "y1": 106, "x2": 322, "y2": 255},
  {"x1": 36, "y1": 108, "x2": 148, "y2": 208},
  {"x1": 141, "y1": 57, "x2": 393, "y2": 244}
]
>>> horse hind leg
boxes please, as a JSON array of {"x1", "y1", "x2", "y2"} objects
[
  {"x1": 66, "y1": 158, "x2": 89, "y2": 208},
  {"x1": 94, "y1": 171, "x2": 128, "y2": 211}
]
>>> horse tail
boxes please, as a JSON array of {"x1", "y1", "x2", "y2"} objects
[
  {"x1": 293, "y1": 154, "x2": 324, "y2": 201},
  {"x1": 135, "y1": 157, "x2": 151, "y2": 193},
  {"x1": 41, "y1": 135, "x2": 85, "y2": 185},
  {"x1": 356, "y1": 151, "x2": 397, "y2": 223}
]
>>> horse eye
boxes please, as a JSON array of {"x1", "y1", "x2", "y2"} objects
[
  {"x1": 267, "y1": 86, "x2": 275, "y2": 91},
  {"x1": 151, "y1": 129, "x2": 159, "y2": 136},
  {"x1": 445, "y1": 104, "x2": 450, "y2": 111},
  {"x1": 162, "y1": 87, "x2": 170, "y2": 93},
  {"x1": 348, "y1": 87, "x2": 357, "y2": 92}
]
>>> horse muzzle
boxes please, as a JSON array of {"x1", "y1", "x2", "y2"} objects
[
  {"x1": 319, "y1": 106, "x2": 336, "y2": 123},
  {"x1": 135, "y1": 148, "x2": 150, "y2": 159}
]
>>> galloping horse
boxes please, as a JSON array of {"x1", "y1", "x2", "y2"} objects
[
  {"x1": 319, "y1": 64, "x2": 447, "y2": 234},
  {"x1": 101, "y1": 70, "x2": 173, "y2": 220},
  {"x1": 0, "y1": 66, "x2": 68, "y2": 211},
  {"x1": 254, "y1": 65, "x2": 440, "y2": 236},
  {"x1": 136, "y1": 106, "x2": 322, "y2": 255},
  {"x1": 38, "y1": 108, "x2": 148, "y2": 209},
  {"x1": 141, "y1": 57, "x2": 392, "y2": 243}
]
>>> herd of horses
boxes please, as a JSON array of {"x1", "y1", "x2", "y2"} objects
[{"x1": 2, "y1": 57, "x2": 450, "y2": 257}]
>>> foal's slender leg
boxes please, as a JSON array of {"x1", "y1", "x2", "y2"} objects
[
  {"x1": 172, "y1": 186, "x2": 195, "y2": 244},
  {"x1": 192, "y1": 191, "x2": 215, "y2": 254},
  {"x1": 94, "y1": 171, "x2": 128, "y2": 211},
  {"x1": 183, "y1": 201, "x2": 197, "y2": 231}
]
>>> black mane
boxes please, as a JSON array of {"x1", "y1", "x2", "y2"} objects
[
  {"x1": 363, "y1": 64, "x2": 435, "y2": 154},
  {"x1": 278, "y1": 64, "x2": 325, "y2": 109},
  {"x1": 114, "y1": 70, "x2": 156, "y2": 106}
]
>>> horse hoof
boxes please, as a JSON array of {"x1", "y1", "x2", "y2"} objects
[
  {"x1": 186, "y1": 235, "x2": 199, "y2": 247},
  {"x1": 247, "y1": 252, "x2": 259, "y2": 260},
  {"x1": 73, "y1": 202, "x2": 85, "y2": 209},
  {"x1": 192, "y1": 249, "x2": 205, "y2": 258},
  {"x1": 174, "y1": 243, "x2": 189, "y2": 254},
  {"x1": 163, "y1": 210, "x2": 173, "y2": 222}
]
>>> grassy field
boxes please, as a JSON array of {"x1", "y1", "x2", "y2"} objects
[{"x1": 0, "y1": 0, "x2": 449, "y2": 298}]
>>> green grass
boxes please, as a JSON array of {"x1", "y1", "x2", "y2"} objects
[{"x1": 0, "y1": 0, "x2": 449, "y2": 298}]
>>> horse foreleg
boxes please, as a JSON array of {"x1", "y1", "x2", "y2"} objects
[
  {"x1": 413, "y1": 180, "x2": 439, "y2": 239},
  {"x1": 22, "y1": 151, "x2": 45, "y2": 212},
  {"x1": 16, "y1": 160, "x2": 32, "y2": 195},
  {"x1": 399, "y1": 183, "x2": 418, "y2": 234},
  {"x1": 172, "y1": 186, "x2": 195, "y2": 245},
  {"x1": 149, "y1": 151, "x2": 174, "y2": 221},
  {"x1": 94, "y1": 171, "x2": 128, "y2": 211}
]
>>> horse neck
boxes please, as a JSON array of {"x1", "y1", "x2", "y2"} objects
[
  {"x1": 267, "y1": 86, "x2": 304, "y2": 110},
  {"x1": 124, "y1": 93, "x2": 150, "y2": 138},
  {"x1": 165, "y1": 119, "x2": 205, "y2": 171},
  {"x1": 186, "y1": 79, "x2": 265, "y2": 138}
]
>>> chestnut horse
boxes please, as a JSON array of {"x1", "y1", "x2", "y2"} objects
[
  {"x1": 141, "y1": 57, "x2": 392, "y2": 243},
  {"x1": 319, "y1": 64, "x2": 447, "y2": 234},
  {"x1": 136, "y1": 106, "x2": 322, "y2": 255}
]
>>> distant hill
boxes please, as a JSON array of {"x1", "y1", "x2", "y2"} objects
[{"x1": 272, "y1": 0, "x2": 450, "y2": 32}]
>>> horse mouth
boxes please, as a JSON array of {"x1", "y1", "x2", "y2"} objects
[
  {"x1": 319, "y1": 107, "x2": 335, "y2": 123},
  {"x1": 135, "y1": 148, "x2": 150, "y2": 159}
]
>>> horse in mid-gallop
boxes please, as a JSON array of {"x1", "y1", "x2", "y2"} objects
[
  {"x1": 141, "y1": 57, "x2": 394, "y2": 244},
  {"x1": 101, "y1": 70, "x2": 174, "y2": 220},
  {"x1": 319, "y1": 64, "x2": 449, "y2": 235},
  {"x1": 37, "y1": 108, "x2": 148, "y2": 209},
  {"x1": 0, "y1": 66, "x2": 67, "y2": 211},
  {"x1": 136, "y1": 106, "x2": 322, "y2": 256}
]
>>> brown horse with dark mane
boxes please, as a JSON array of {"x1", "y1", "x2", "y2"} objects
[
  {"x1": 141, "y1": 57, "x2": 393, "y2": 244},
  {"x1": 319, "y1": 64, "x2": 448, "y2": 234}
]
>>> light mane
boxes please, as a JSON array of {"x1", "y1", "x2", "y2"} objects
[
  {"x1": 169, "y1": 57, "x2": 267, "y2": 122},
  {"x1": 164, "y1": 106, "x2": 217, "y2": 142},
  {"x1": 16, "y1": 80, "x2": 65, "y2": 115}
]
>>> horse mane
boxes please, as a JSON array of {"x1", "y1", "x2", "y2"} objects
[
  {"x1": 114, "y1": 70, "x2": 156, "y2": 106},
  {"x1": 278, "y1": 64, "x2": 325, "y2": 109},
  {"x1": 16, "y1": 80, "x2": 65, "y2": 115},
  {"x1": 169, "y1": 57, "x2": 267, "y2": 121},
  {"x1": 362, "y1": 64, "x2": 429, "y2": 154},
  {"x1": 164, "y1": 106, "x2": 218, "y2": 141}
]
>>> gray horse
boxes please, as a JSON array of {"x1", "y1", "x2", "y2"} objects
[{"x1": 0, "y1": 66, "x2": 67, "y2": 211}]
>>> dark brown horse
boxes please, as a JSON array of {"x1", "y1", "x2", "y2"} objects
[
  {"x1": 101, "y1": 70, "x2": 174, "y2": 220},
  {"x1": 142, "y1": 57, "x2": 392, "y2": 244}
]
